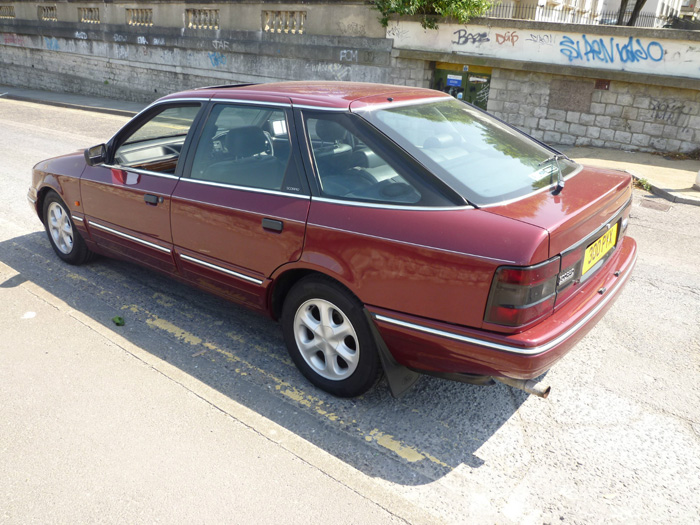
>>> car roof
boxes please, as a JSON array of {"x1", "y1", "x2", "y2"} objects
[{"x1": 160, "y1": 81, "x2": 449, "y2": 110}]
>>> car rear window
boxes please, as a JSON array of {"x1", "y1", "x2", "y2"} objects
[{"x1": 358, "y1": 98, "x2": 580, "y2": 206}]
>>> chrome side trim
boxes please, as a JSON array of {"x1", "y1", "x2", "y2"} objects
[
  {"x1": 306, "y1": 222, "x2": 516, "y2": 264},
  {"x1": 312, "y1": 196, "x2": 470, "y2": 211},
  {"x1": 101, "y1": 164, "x2": 180, "y2": 180},
  {"x1": 374, "y1": 252, "x2": 636, "y2": 356},
  {"x1": 72, "y1": 216, "x2": 84, "y2": 223},
  {"x1": 179, "y1": 177, "x2": 309, "y2": 200},
  {"x1": 179, "y1": 254, "x2": 263, "y2": 285},
  {"x1": 88, "y1": 221, "x2": 172, "y2": 254}
]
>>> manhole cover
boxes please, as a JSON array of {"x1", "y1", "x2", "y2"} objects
[{"x1": 640, "y1": 199, "x2": 671, "y2": 212}]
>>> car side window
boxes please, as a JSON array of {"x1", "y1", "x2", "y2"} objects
[
  {"x1": 114, "y1": 104, "x2": 201, "y2": 174},
  {"x1": 189, "y1": 104, "x2": 297, "y2": 193},
  {"x1": 305, "y1": 115, "x2": 421, "y2": 205}
]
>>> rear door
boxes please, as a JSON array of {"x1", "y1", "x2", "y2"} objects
[
  {"x1": 170, "y1": 98, "x2": 310, "y2": 311},
  {"x1": 81, "y1": 102, "x2": 204, "y2": 273}
]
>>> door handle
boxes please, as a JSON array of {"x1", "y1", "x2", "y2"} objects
[
  {"x1": 262, "y1": 218, "x2": 283, "y2": 232},
  {"x1": 144, "y1": 194, "x2": 163, "y2": 205}
]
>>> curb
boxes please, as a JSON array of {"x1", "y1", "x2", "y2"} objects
[
  {"x1": 2, "y1": 93, "x2": 140, "y2": 117},
  {"x1": 625, "y1": 169, "x2": 700, "y2": 208}
]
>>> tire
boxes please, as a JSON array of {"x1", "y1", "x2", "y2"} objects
[
  {"x1": 42, "y1": 191, "x2": 93, "y2": 265},
  {"x1": 281, "y1": 276, "x2": 382, "y2": 397}
]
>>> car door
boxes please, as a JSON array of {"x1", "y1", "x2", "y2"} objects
[
  {"x1": 81, "y1": 102, "x2": 204, "y2": 273},
  {"x1": 170, "y1": 99, "x2": 310, "y2": 311}
]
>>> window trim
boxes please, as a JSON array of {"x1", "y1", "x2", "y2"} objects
[
  {"x1": 295, "y1": 109, "x2": 464, "y2": 208},
  {"x1": 108, "y1": 101, "x2": 206, "y2": 179},
  {"x1": 179, "y1": 101, "x2": 310, "y2": 196}
]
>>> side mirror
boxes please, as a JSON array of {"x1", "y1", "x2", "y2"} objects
[{"x1": 84, "y1": 144, "x2": 107, "y2": 166}]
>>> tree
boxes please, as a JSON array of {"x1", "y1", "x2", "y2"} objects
[
  {"x1": 373, "y1": 0, "x2": 495, "y2": 29},
  {"x1": 616, "y1": 0, "x2": 648, "y2": 26}
]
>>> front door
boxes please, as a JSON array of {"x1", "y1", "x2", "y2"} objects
[
  {"x1": 81, "y1": 103, "x2": 203, "y2": 273},
  {"x1": 170, "y1": 100, "x2": 310, "y2": 311}
]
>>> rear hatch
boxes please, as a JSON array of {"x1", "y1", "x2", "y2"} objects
[{"x1": 483, "y1": 165, "x2": 632, "y2": 307}]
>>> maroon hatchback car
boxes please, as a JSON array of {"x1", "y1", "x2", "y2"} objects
[{"x1": 29, "y1": 82, "x2": 637, "y2": 398}]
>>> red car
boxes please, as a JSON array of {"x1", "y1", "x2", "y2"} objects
[{"x1": 28, "y1": 82, "x2": 637, "y2": 398}]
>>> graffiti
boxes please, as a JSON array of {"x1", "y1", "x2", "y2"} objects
[
  {"x1": 208, "y1": 52, "x2": 227, "y2": 68},
  {"x1": 495, "y1": 31, "x2": 518, "y2": 46},
  {"x1": 2, "y1": 34, "x2": 25, "y2": 46},
  {"x1": 560, "y1": 35, "x2": 664, "y2": 64},
  {"x1": 337, "y1": 21, "x2": 365, "y2": 36},
  {"x1": 476, "y1": 85, "x2": 490, "y2": 104},
  {"x1": 328, "y1": 63, "x2": 351, "y2": 81},
  {"x1": 74, "y1": 31, "x2": 87, "y2": 40},
  {"x1": 212, "y1": 40, "x2": 229, "y2": 50},
  {"x1": 617, "y1": 37, "x2": 664, "y2": 63},
  {"x1": 452, "y1": 29, "x2": 489, "y2": 46},
  {"x1": 116, "y1": 45, "x2": 128, "y2": 60},
  {"x1": 113, "y1": 34, "x2": 127, "y2": 43},
  {"x1": 137, "y1": 36, "x2": 148, "y2": 45},
  {"x1": 44, "y1": 37, "x2": 60, "y2": 51},
  {"x1": 386, "y1": 24, "x2": 409, "y2": 39},
  {"x1": 339, "y1": 49, "x2": 358, "y2": 63},
  {"x1": 526, "y1": 33, "x2": 555, "y2": 46},
  {"x1": 152, "y1": 38, "x2": 165, "y2": 46},
  {"x1": 650, "y1": 99, "x2": 690, "y2": 126}
]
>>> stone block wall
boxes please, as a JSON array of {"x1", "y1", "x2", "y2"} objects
[
  {"x1": 488, "y1": 69, "x2": 700, "y2": 154},
  {"x1": 387, "y1": 56, "x2": 433, "y2": 88}
]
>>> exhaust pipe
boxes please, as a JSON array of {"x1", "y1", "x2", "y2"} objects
[{"x1": 494, "y1": 377, "x2": 551, "y2": 399}]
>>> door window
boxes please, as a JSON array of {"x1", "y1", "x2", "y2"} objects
[
  {"x1": 189, "y1": 104, "x2": 298, "y2": 192},
  {"x1": 113, "y1": 105, "x2": 201, "y2": 174},
  {"x1": 305, "y1": 115, "x2": 421, "y2": 205}
]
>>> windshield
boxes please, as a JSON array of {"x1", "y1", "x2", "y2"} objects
[{"x1": 358, "y1": 98, "x2": 580, "y2": 206}]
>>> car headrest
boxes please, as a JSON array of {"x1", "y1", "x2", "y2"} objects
[
  {"x1": 315, "y1": 120, "x2": 347, "y2": 143},
  {"x1": 225, "y1": 126, "x2": 267, "y2": 158}
]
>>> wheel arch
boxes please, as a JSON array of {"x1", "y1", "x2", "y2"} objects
[{"x1": 268, "y1": 266, "x2": 361, "y2": 322}]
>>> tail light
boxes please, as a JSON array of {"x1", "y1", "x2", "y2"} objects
[{"x1": 485, "y1": 257, "x2": 561, "y2": 327}]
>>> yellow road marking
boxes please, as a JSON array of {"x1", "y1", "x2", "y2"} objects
[{"x1": 123, "y1": 304, "x2": 451, "y2": 469}]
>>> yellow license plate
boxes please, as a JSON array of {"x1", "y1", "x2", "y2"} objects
[{"x1": 582, "y1": 223, "x2": 619, "y2": 275}]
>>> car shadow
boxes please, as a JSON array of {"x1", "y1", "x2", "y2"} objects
[{"x1": 0, "y1": 232, "x2": 532, "y2": 486}]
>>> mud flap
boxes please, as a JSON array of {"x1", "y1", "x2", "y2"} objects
[{"x1": 363, "y1": 309, "x2": 421, "y2": 398}]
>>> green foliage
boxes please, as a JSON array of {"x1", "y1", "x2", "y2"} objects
[
  {"x1": 634, "y1": 177, "x2": 652, "y2": 192},
  {"x1": 373, "y1": 0, "x2": 495, "y2": 29}
]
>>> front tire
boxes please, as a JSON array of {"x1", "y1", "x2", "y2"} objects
[
  {"x1": 281, "y1": 276, "x2": 382, "y2": 397},
  {"x1": 43, "y1": 191, "x2": 93, "y2": 265}
]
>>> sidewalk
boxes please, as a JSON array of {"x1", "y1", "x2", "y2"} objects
[
  {"x1": 3, "y1": 84, "x2": 699, "y2": 206},
  {"x1": 558, "y1": 145, "x2": 700, "y2": 206}
]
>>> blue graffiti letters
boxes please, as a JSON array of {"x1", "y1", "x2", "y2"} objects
[
  {"x1": 44, "y1": 37, "x2": 60, "y2": 51},
  {"x1": 208, "y1": 52, "x2": 226, "y2": 68},
  {"x1": 560, "y1": 35, "x2": 664, "y2": 64}
]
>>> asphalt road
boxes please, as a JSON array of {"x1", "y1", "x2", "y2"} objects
[{"x1": 1, "y1": 98, "x2": 699, "y2": 524}]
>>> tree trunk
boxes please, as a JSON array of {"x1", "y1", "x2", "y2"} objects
[
  {"x1": 616, "y1": 0, "x2": 629, "y2": 25},
  {"x1": 627, "y1": 0, "x2": 648, "y2": 26}
]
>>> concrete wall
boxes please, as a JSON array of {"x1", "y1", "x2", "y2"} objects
[
  {"x1": 0, "y1": 1, "x2": 393, "y2": 102},
  {"x1": 1, "y1": 2, "x2": 698, "y2": 153}
]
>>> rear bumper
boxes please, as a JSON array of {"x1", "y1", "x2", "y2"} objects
[{"x1": 368, "y1": 236, "x2": 637, "y2": 380}]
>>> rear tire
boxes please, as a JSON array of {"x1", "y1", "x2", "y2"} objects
[
  {"x1": 43, "y1": 191, "x2": 93, "y2": 265},
  {"x1": 281, "y1": 276, "x2": 382, "y2": 397}
]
